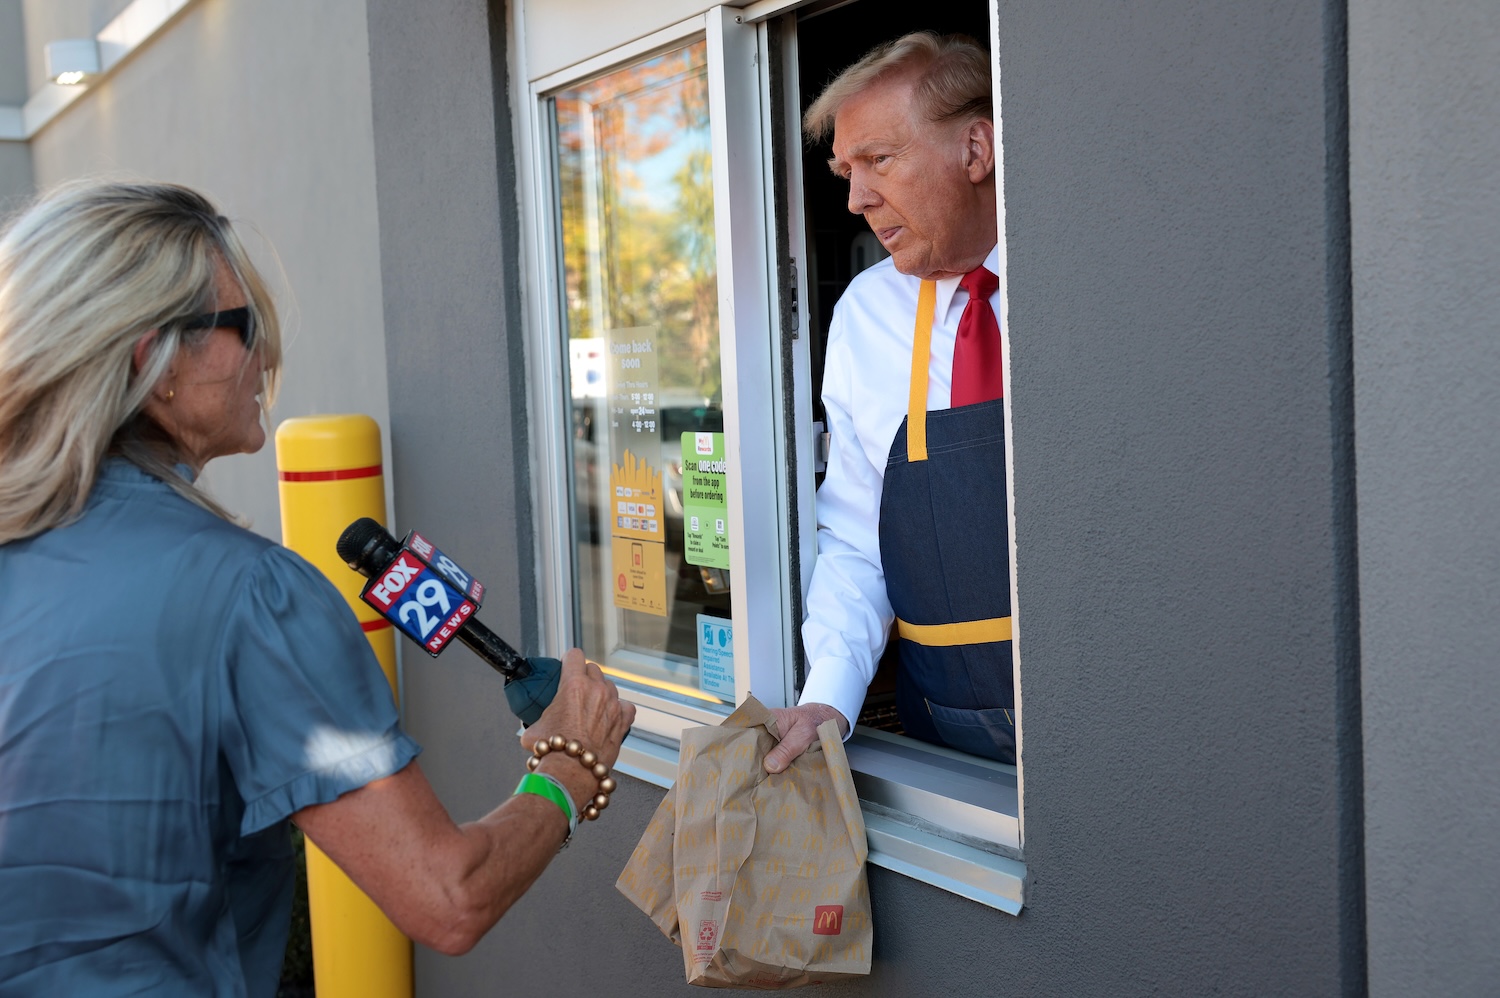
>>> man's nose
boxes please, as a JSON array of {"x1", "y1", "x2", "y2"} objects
[{"x1": 847, "y1": 176, "x2": 878, "y2": 214}]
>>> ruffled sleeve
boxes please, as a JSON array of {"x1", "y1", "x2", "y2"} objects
[{"x1": 218, "y1": 546, "x2": 421, "y2": 835}]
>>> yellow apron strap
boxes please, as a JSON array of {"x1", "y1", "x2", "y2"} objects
[
  {"x1": 907, "y1": 280, "x2": 937, "y2": 463},
  {"x1": 896, "y1": 615, "x2": 1013, "y2": 647}
]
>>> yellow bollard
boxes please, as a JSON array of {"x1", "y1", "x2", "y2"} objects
[{"x1": 275, "y1": 414, "x2": 412, "y2": 998}]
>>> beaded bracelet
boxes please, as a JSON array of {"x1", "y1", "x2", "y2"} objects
[{"x1": 526, "y1": 734, "x2": 618, "y2": 820}]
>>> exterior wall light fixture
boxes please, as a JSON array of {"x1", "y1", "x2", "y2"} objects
[{"x1": 45, "y1": 39, "x2": 101, "y2": 86}]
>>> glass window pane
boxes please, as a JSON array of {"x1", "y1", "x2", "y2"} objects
[{"x1": 551, "y1": 40, "x2": 733, "y2": 707}]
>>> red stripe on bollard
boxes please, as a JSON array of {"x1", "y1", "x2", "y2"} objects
[{"x1": 278, "y1": 464, "x2": 383, "y2": 483}]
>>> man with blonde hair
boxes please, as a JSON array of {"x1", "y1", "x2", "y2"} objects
[{"x1": 764, "y1": 32, "x2": 1016, "y2": 770}]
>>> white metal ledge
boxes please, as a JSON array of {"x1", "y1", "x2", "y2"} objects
[{"x1": 612, "y1": 726, "x2": 1027, "y2": 915}]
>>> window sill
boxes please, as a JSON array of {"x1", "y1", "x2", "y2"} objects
[{"x1": 613, "y1": 719, "x2": 1026, "y2": 915}]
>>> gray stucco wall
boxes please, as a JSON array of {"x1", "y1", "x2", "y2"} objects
[
  {"x1": 368, "y1": 0, "x2": 1361, "y2": 995},
  {"x1": 22, "y1": 0, "x2": 391, "y2": 541},
  {"x1": 0, "y1": 0, "x2": 34, "y2": 208},
  {"x1": 1351, "y1": 0, "x2": 1500, "y2": 994},
  {"x1": 361, "y1": 1, "x2": 538, "y2": 990},
  {"x1": 991, "y1": 0, "x2": 1356, "y2": 991},
  {"x1": 0, "y1": 143, "x2": 30, "y2": 212},
  {"x1": 0, "y1": 0, "x2": 27, "y2": 104}
]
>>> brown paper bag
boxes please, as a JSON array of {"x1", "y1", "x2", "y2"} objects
[{"x1": 616, "y1": 696, "x2": 872, "y2": 988}]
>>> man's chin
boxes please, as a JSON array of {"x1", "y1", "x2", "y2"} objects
[{"x1": 887, "y1": 248, "x2": 925, "y2": 277}]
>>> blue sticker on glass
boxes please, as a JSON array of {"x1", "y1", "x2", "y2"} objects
[{"x1": 696, "y1": 613, "x2": 734, "y2": 701}]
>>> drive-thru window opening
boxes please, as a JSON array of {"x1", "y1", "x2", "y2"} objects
[
  {"x1": 795, "y1": 0, "x2": 992, "y2": 739},
  {"x1": 523, "y1": 0, "x2": 1025, "y2": 912}
]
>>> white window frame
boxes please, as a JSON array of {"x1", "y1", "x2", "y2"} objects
[{"x1": 511, "y1": 0, "x2": 1025, "y2": 915}]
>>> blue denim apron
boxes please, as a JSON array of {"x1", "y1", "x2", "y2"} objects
[{"x1": 877, "y1": 280, "x2": 1016, "y2": 763}]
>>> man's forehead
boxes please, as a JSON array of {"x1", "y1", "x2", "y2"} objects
[{"x1": 831, "y1": 78, "x2": 920, "y2": 155}]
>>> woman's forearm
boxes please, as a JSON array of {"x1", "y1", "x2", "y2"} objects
[{"x1": 295, "y1": 758, "x2": 584, "y2": 955}]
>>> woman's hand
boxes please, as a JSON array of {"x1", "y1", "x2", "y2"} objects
[{"x1": 519, "y1": 649, "x2": 634, "y2": 806}]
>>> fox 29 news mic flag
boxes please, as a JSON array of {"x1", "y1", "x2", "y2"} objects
[
  {"x1": 358, "y1": 530, "x2": 484, "y2": 656},
  {"x1": 337, "y1": 518, "x2": 560, "y2": 725}
]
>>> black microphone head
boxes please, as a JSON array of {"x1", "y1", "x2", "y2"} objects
[{"x1": 336, "y1": 518, "x2": 402, "y2": 578}]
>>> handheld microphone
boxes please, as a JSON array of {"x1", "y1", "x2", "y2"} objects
[{"x1": 336, "y1": 518, "x2": 560, "y2": 725}]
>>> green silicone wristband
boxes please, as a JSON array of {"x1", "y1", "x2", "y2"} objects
[{"x1": 514, "y1": 771, "x2": 578, "y2": 842}]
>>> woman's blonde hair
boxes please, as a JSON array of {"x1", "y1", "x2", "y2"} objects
[
  {"x1": 0, "y1": 180, "x2": 283, "y2": 543},
  {"x1": 803, "y1": 31, "x2": 992, "y2": 142}
]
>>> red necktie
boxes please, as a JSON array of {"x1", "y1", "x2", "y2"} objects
[{"x1": 951, "y1": 265, "x2": 1002, "y2": 406}]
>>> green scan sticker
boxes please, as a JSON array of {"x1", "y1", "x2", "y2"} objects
[{"x1": 681, "y1": 431, "x2": 729, "y2": 570}]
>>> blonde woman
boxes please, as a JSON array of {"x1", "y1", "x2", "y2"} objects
[{"x1": 0, "y1": 181, "x2": 632, "y2": 995}]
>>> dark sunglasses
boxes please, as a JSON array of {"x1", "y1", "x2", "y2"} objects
[{"x1": 179, "y1": 305, "x2": 256, "y2": 348}]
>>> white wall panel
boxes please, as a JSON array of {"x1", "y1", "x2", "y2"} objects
[{"x1": 522, "y1": 0, "x2": 723, "y2": 81}]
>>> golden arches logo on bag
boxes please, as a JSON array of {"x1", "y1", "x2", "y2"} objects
[{"x1": 813, "y1": 905, "x2": 844, "y2": 935}]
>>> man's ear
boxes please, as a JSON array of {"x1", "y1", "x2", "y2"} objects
[{"x1": 963, "y1": 118, "x2": 997, "y2": 184}]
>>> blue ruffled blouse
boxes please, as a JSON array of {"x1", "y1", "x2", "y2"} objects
[{"x1": 0, "y1": 460, "x2": 421, "y2": 996}]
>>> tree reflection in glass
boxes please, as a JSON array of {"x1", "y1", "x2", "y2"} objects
[{"x1": 553, "y1": 40, "x2": 731, "y2": 703}]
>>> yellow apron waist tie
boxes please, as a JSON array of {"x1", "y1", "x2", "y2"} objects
[{"x1": 895, "y1": 615, "x2": 1012, "y2": 647}]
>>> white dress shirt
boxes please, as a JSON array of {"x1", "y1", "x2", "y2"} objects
[{"x1": 800, "y1": 244, "x2": 1002, "y2": 729}]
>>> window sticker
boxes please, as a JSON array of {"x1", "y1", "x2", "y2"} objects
[
  {"x1": 681, "y1": 431, "x2": 729, "y2": 570},
  {"x1": 608, "y1": 325, "x2": 667, "y2": 616},
  {"x1": 697, "y1": 614, "x2": 734, "y2": 699}
]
